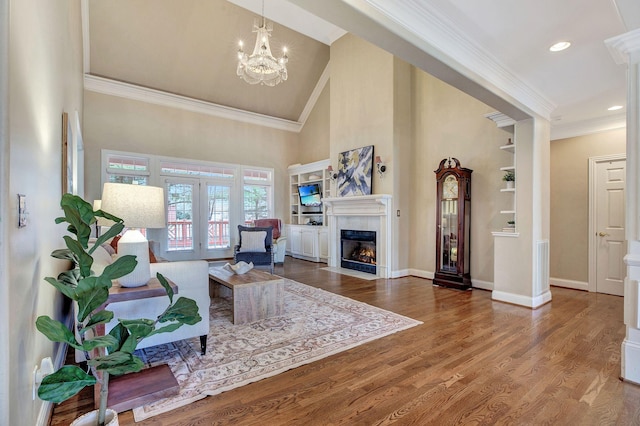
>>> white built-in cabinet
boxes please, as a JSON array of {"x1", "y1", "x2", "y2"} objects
[
  {"x1": 286, "y1": 160, "x2": 330, "y2": 263},
  {"x1": 499, "y1": 139, "x2": 516, "y2": 231},
  {"x1": 485, "y1": 111, "x2": 518, "y2": 236}
]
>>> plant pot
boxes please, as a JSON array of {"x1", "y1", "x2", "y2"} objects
[
  {"x1": 71, "y1": 408, "x2": 119, "y2": 426},
  {"x1": 506, "y1": 181, "x2": 514, "y2": 189}
]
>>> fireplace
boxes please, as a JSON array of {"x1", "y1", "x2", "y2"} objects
[
  {"x1": 323, "y1": 194, "x2": 392, "y2": 278},
  {"x1": 341, "y1": 230, "x2": 377, "y2": 274}
]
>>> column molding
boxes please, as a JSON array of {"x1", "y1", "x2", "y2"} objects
[{"x1": 606, "y1": 28, "x2": 640, "y2": 383}]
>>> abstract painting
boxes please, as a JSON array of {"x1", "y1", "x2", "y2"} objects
[{"x1": 337, "y1": 145, "x2": 373, "y2": 197}]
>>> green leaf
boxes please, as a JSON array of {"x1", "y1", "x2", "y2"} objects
[
  {"x1": 63, "y1": 236, "x2": 93, "y2": 277},
  {"x1": 37, "y1": 365, "x2": 96, "y2": 403},
  {"x1": 82, "y1": 310, "x2": 114, "y2": 333},
  {"x1": 156, "y1": 272, "x2": 174, "y2": 304},
  {"x1": 51, "y1": 248, "x2": 75, "y2": 261},
  {"x1": 60, "y1": 194, "x2": 94, "y2": 248},
  {"x1": 147, "y1": 322, "x2": 182, "y2": 337},
  {"x1": 158, "y1": 297, "x2": 202, "y2": 325},
  {"x1": 89, "y1": 352, "x2": 144, "y2": 376},
  {"x1": 118, "y1": 335, "x2": 140, "y2": 354},
  {"x1": 75, "y1": 277, "x2": 110, "y2": 322},
  {"x1": 120, "y1": 318, "x2": 155, "y2": 340},
  {"x1": 90, "y1": 222, "x2": 124, "y2": 255},
  {"x1": 106, "y1": 323, "x2": 130, "y2": 353},
  {"x1": 36, "y1": 316, "x2": 82, "y2": 350},
  {"x1": 57, "y1": 269, "x2": 80, "y2": 288},
  {"x1": 44, "y1": 277, "x2": 77, "y2": 301},
  {"x1": 81, "y1": 335, "x2": 119, "y2": 352},
  {"x1": 102, "y1": 255, "x2": 137, "y2": 281}
]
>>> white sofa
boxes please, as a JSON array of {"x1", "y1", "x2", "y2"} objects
[{"x1": 76, "y1": 244, "x2": 210, "y2": 360}]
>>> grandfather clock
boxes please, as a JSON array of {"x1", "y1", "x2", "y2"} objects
[{"x1": 434, "y1": 158, "x2": 472, "y2": 290}]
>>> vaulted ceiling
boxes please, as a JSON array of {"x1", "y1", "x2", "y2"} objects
[{"x1": 87, "y1": 0, "x2": 635, "y2": 139}]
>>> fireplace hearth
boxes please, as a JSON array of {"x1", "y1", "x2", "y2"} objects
[{"x1": 341, "y1": 230, "x2": 376, "y2": 274}]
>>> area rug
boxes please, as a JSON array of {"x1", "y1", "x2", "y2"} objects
[{"x1": 132, "y1": 278, "x2": 421, "y2": 422}]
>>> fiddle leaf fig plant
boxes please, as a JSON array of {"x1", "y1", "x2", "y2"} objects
[{"x1": 36, "y1": 194, "x2": 201, "y2": 426}]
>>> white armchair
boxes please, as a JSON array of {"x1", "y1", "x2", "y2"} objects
[{"x1": 254, "y1": 219, "x2": 287, "y2": 264}]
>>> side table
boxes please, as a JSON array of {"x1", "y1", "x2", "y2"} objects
[{"x1": 94, "y1": 277, "x2": 180, "y2": 413}]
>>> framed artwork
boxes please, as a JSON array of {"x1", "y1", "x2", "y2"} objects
[
  {"x1": 61, "y1": 111, "x2": 84, "y2": 196},
  {"x1": 61, "y1": 112, "x2": 73, "y2": 195},
  {"x1": 18, "y1": 194, "x2": 27, "y2": 228},
  {"x1": 337, "y1": 145, "x2": 373, "y2": 197}
]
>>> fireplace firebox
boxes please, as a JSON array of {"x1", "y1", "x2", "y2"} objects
[{"x1": 341, "y1": 230, "x2": 377, "y2": 274}]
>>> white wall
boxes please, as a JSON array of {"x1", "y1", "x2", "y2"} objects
[{"x1": 5, "y1": 1, "x2": 84, "y2": 424}]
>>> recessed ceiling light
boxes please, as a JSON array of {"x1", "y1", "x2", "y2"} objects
[
  {"x1": 549, "y1": 41, "x2": 571, "y2": 52},
  {"x1": 608, "y1": 105, "x2": 623, "y2": 111}
]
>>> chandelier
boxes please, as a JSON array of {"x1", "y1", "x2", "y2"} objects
[{"x1": 236, "y1": 2, "x2": 288, "y2": 87}]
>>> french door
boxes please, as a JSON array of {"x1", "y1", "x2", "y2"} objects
[{"x1": 162, "y1": 178, "x2": 236, "y2": 260}]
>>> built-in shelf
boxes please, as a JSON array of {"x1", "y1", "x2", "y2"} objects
[
  {"x1": 289, "y1": 159, "x2": 330, "y2": 226},
  {"x1": 491, "y1": 231, "x2": 520, "y2": 237},
  {"x1": 500, "y1": 166, "x2": 515, "y2": 171},
  {"x1": 500, "y1": 188, "x2": 515, "y2": 192},
  {"x1": 500, "y1": 210, "x2": 516, "y2": 214},
  {"x1": 499, "y1": 144, "x2": 515, "y2": 151}
]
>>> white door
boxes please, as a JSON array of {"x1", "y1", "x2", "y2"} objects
[{"x1": 594, "y1": 158, "x2": 626, "y2": 296}]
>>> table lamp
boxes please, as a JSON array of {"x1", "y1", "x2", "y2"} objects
[{"x1": 100, "y1": 183, "x2": 166, "y2": 287}]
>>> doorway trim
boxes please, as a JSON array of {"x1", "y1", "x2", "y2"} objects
[{"x1": 588, "y1": 153, "x2": 626, "y2": 293}]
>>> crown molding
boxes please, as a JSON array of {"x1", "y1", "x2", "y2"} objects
[
  {"x1": 484, "y1": 112, "x2": 516, "y2": 128},
  {"x1": 606, "y1": 28, "x2": 640, "y2": 65},
  {"x1": 550, "y1": 113, "x2": 626, "y2": 141},
  {"x1": 298, "y1": 63, "x2": 330, "y2": 127},
  {"x1": 84, "y1": 74, "x2": 303, "y2": 133},
  {"x1": 364, "y1": 0, "x2": 556, "y2": 120}
]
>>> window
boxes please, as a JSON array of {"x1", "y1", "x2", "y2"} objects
[
  {"x1": 243, "y1": 168, "x2": 273, "y2": 224},
  {"x1": 101, "y1": 150, "x2": 274, "y2": 260},
  {"x1": 104, "y1": 153, "x2": 150, "y2": 185}
]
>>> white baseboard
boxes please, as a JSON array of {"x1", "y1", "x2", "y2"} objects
[
  {"x1": 550, "y1": 277, "x2": 588, "y2": 291},
  {"x1": 406, "y1": 269, "x2": 434, "y2": 280},
  {"x1": 622, "y1": 335, "x2": 640, "y2": 384},
  {"x1": 492, "y1": 290, "x2": 552, "y2": 309},
  {"x1": 471, "y1": 279, "x2": 493, "y2": 291}
]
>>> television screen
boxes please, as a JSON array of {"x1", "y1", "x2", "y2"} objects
[{"x1": 298, "y1": 184, "x2": 322, "y2": 207}]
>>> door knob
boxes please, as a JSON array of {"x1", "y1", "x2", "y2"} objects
[{"x1": 598, "y1": 232, "x2": 610, "y2": 237}]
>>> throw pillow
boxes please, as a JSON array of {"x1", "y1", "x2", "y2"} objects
[
  {"x1": 148, "y1": 245, "x2": 157, "y2": 263},
  {"x1": 110, "y1": 235, "x2": 121, "y2": 253},
  {"x1": 239, "y1": 231, "x2": 267, "y2": 252}
]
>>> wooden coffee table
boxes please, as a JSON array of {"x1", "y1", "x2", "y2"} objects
[{"x1": 209, "y1": 267, "x2": 284, "y2": 324}]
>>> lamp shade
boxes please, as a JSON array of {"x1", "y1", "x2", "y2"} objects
[{"x1": 100, "y1": 183, "x2": 165, "y2": 229}]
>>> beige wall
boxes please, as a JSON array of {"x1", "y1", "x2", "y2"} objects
[
  {"x1": 411, "y1": 69, "x2": 512, "y2": 284},
  {"x1": 550, "y1": 129, "x2": 626, "y2": 282},
  {"x1": 329, "y1": 34, "x2": 395, "y2": 196},
  {"x1": 5, "y1": 0, "x2": 84, "y2": 424},
  {"x1": 298, "y1": 82, "x2": 330, "y2": 165},
  {"x1": 84, "y1": 91, "x2": 300, "y2": 221}
]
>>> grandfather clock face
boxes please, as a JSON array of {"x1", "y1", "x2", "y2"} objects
[{"x1": 443, "y1": 175, "x2": 458, "y2": 199}]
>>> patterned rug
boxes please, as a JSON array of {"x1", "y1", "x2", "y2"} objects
[{"x1": 132, "y1": 278, "x2": 422, "y2": 422}]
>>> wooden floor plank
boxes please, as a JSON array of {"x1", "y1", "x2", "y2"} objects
[{"x1": 50, "y1": 258, "x2": 640, "y2": 425}]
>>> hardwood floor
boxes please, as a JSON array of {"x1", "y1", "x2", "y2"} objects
[{"x1": 50, "y1": 258, "x2": 640, "y2": 425}]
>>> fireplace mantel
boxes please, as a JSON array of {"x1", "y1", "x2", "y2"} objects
[{"x1": 323, "y1": 195, "x2": 392, "y2": 278}]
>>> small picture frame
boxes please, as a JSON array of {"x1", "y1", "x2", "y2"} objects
[{"x1": 18, "y1": 194, "x2": 27, "y2": 228}]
